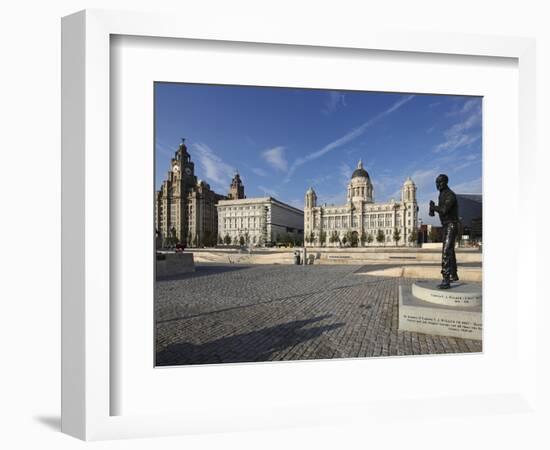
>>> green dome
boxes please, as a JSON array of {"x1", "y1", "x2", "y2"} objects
[{"x1": 351, "y1": 159, "x2": 369, "y2": 179}]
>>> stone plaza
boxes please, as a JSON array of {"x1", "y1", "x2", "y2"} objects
[{"x1": 155, "y1": 263, "x2": 482, "y2": 366}]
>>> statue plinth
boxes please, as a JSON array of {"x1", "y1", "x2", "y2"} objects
[
  {"x1": 412, "y1": 280, "x2": 482, "y2": 307},
  {"x1": 399, "y1": 281, "x2": 482, "y2": 341}
]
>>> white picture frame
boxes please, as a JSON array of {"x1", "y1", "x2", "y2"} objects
[{"x1": 61, "y1": 9, "x2": 537, "y2": 441}]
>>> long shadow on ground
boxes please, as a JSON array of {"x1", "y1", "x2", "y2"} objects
[
  {"x1": 156, "y1": 263, "x2": 250, "y2": 282},
  {"x1": 156, "y1": 314, "x2": 344, "y2": 366},
  {"x1": 155, "y1": 278, "x2": 384, "y2": 325}
]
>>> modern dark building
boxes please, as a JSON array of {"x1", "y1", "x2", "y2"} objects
[{"x1": 456, "y1": 194, "x2": 483, "y2": 241}]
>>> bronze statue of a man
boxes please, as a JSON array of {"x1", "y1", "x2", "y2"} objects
[{"x1": 429, "y1": 174, "x2": 459, "y2": 289}]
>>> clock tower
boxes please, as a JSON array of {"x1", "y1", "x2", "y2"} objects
[
  {"x1": 172, "y1": 138, "x2": 196, "y2": 185},
  {"x1": 156, "y1": 138, "x2": 226, "y2": 248},
  {"x1": 228, "y1": 170, "x2": 245, "y2": 200}
]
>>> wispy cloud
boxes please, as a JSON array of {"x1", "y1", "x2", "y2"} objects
[
  {"x1": 410, "y1": 167, "x2": 441, "y2": 190},
  {"x1": 316, "y1": 191, "x2": 347, "y2": 206},
  {"x1": 322, "y1": 91, "x2": 346, "y2": 115},
  {"x1": 250, "y1": 167, "x2": 268, "y2": 177},
  {"x1": 258, "y1": 185, "x2": 279, "y2": 197},
  {"x1": 434, "y1": 132, "x2": 480, "y2": 153},
  {"x1": 192, "y1": 142, "x2": 234, "y2": 192},
  {"x1": 451, "y1": 160, "x2": 478, "y2": 172},
  {"x1": 446, "y1": 98, "x2": 479, "y2": 116},
  {"x1": 369, "y1": 174, "x2": 398, "y2": 200},
  {"x1": 451, "y1": 177, "x2": 482, "y2": 194},
  {"x1": 262, "y1": 146, "x2": 288, "y2": 172},
  {"x1": 339, "y1": 163, "x2": 352, "y2": 185},
  {"x1": 284, "y1": 94, "x2": 415, "y2": 182},
  {"x1": 155, "y1": 140, "x2": 175, "y2": 158},
  {"x1": 306, "y1": 173, "x2": 334, "y2": 188},
  {"x1": 434, "y1": 99, "x2": 482, "y2": 153}
]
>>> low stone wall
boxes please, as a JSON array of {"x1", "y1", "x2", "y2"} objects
[
  {"x1": 357, "y1": 265, "x2": 482, "y2": 282},
  {"x1": 185, "y1": 247, "x2": 482, "y2": 266},
  {"x1": 312, "y1": 250, "x2": 481, "y2": 264},
  {"x1": 156, "y1": 253, "x2": 195, "y2": 277},
  {"x1": 192, "y1": 251, "x2": 294, "y2": 265}
]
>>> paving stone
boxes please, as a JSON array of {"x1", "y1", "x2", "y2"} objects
[{"x1": 155, "y1": 263, "x2": 482, "y2": 366}]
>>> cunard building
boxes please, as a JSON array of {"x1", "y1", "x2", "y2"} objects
[
  {"x1": 155, "y1": 139, "x2": 226, "y2": 247},
  {"x1": 216, "y1": 196, "x2": 304, "y2": 247},
  {"x1": 217, "y1": 170, "x2": 304, "y2": 246},
  {"x1": 304, "y1": 160, "x2": 419, "y2": 247}
]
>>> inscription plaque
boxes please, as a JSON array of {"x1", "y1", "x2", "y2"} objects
[
  {"x1": 398, "y1": 284, "x2": 482, "y2": 341},
  {"x1": 412, "y1": 280, "x2": 482, "y2": 307}
]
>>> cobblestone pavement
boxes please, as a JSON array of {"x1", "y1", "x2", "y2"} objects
[{"x1": 155, "y1": 264, "x2": 482, "y2": 366}]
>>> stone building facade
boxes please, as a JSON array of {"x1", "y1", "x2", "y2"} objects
[
  {"x1": 155, "y1": 139, "x2": 226, "y2": 247},
  {"x1": 217, "y1": 197, "x2": 304, "y2": 246},
  {"x1": 304, "y1": 160, "x2": 419, "y2": 247}
]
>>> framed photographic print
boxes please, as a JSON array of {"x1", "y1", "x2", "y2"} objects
[
  {"x1": 153, "y1": 83, "x2": 483, "y2": 368},
  {"x1": 62, "y1": 9, "x2": 537, "y2": 441}
]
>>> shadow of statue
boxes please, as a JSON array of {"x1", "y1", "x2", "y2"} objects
[{"x1": 156, "y1": 314, "x2": 344, "y2": 366}]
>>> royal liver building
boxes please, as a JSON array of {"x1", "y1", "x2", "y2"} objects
[
  {"x1": 304, "y1": 160, "x2": 418, "y2": 246},
  {"x1": 155, "y1": 139, "x2": 226, "y2": 248}
]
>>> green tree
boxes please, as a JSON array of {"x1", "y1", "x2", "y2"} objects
[
  {"x1": 344, "y1": 230, "x2": 351, "y2": 245},
  {"x1": 392, "y1": 227, "x2": 401, "y2": 246},
  {"x1": 345, "y1": 230, "x2": 358, "y2": 247},
  {"x1": 233, "y1": 235, "x2": 239, "y2": 245},
  {"x1": 376, "y1": 229, "x2": 385, "y2": 245},
  {"x1": 366, "y1": 233, "x2": 374, "y2": 245},
  {"x1": 319, "y1": 230, "x2": 327, "y2": 247},
  {"x1": 193, "y1": 234, "x2": 199, "y2": 247},
  {"x1": 307, "y1": 231, "x2": 315, "y2": 245},
  {"x1": 276, "y1": 232, "x2": 288, "y2": 246},
  {"x1": 223, "y1": 234, "x2": 231, "y2": 245},
  {"x1": 329, "y1": 231, "x2": 339, "y2": 245},
  {"x1": 342, "y1": 235, "x2": 348, "y2": 246},
  {"x1": 409, "y1": 229, "x2": 418, "y2": 245},
  {"x1": 239, "y1": 235, "x2": 245, "y2": 246},
  {"x1": 360, "y1": 231, "x2": 367, "y2": 247}
]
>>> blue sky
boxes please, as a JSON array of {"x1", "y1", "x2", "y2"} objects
[{"x1": 155, "y1": 83, "x2": 482, "y2": 225}]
